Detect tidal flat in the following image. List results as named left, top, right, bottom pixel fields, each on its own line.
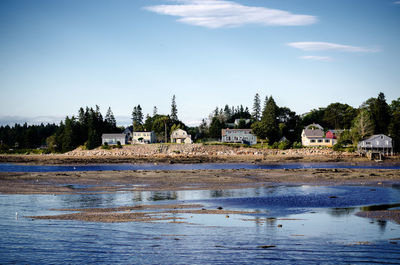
left=1, top=163, right=400, bottom=264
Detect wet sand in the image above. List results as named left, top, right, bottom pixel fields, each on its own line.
left=2, top=162, right=400, bottom=224
left=1, top=168, right=400, bottom=195
left=28, top=203, right=255, bottom=223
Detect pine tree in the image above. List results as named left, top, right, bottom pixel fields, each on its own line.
left=171, top=95, right=178, bottom=121
left=105, top=107, right=117, bottom=130
left=261, top=96, right=279, bottom=143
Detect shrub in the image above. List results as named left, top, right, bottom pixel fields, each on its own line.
left=292, top=141, right=302, bottom=149
left=115, top=141, right=122, bottom=149
left=101, top=142, right=110, bottom=150
left=278, top=141, right=290, bottom=150
left=271, top=142, right=279, bottom=149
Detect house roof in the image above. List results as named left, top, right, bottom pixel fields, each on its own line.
left=360, top=134, right=392, bottom=142
left=305, top=123, right=323, bottom=130
left=102, top=133, right=126, bottom=138
left=303, top=128, right=324, bottom=138
left=221, top=129, right=253, bottom=135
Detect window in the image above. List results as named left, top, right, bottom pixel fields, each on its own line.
left=325, top=140, right=330, bottom=143
left=366, top=142, right=371, bottom=145
left=311, top=140, right=316, bottom=143
left=318, top=139, right=323, bottom=143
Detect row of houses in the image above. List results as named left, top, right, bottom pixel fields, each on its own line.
left=102, top=128, right=192, bottom=145
left=102, top=123, right=394, bottom=155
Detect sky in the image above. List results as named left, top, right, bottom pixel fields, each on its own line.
left=0, top=0, right=399, bottom=127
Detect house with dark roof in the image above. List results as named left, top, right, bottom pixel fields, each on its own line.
left=301, top=124, right=337, bottom=147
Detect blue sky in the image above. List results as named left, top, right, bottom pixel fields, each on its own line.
left=0, top=0, right=399, bottom=126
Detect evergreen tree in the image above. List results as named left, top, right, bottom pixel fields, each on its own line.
left=171, top=95, right=178, bottom=121
left=132, top=105, right=144, bottom=131
left=252, top=93, right=261, bottom=121
left=105, top=107, right=117, bottom=131
left=363, top=92, right=391, bottom=134
left=351, top=109, right=374, bottom=143
left=261, top=96, right=279, bottom=143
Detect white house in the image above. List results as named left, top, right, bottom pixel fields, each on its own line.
left=221, top=129, right=257, bottom=145
left=132, top=131, right=156, bottom=144
left=102, top=133, right=128, bottom=145
left=171, top=129, right=192, bottom=144
left=358, top=134, right=393, bottom=155
left=301, top=123, right=337, bottom=147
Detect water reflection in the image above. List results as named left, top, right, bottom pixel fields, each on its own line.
left=1, top=185, right=400, bottom=264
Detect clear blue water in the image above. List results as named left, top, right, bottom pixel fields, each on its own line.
left=1, top=185, right=400, bottom=264
left=1, top=162, right=400, bottom=172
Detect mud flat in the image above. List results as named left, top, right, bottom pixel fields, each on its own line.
left=1, top=168, right=400, bottom=194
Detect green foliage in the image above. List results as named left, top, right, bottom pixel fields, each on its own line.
left=362, top=92, right=391, bottom=134
left=101, top=142, right=111, bottom=150
left=323, top=103, right=357, bottom=129
left=278, top=140, right=290, bottom=150
left=116, top=141, right=122, bottom=148
left=209, top=116, right=225, bottom=139
left=389, top=97, right=400, bottom=152
left=252, top=93, right=261, bottom=121
left=132, top=105, right=144, bottom=131
left=171, top=95, right=178, bottom=121
left=292, top=141, right=302, bottom=149
left=256, top=96, right=279, bottom=143
left=301, top=108, right=326, bottom=127
left=350, top=109, right=374, bottom=143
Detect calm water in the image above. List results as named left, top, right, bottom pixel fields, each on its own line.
left=1, top=185, right=400, bottom=264
left=1, top=162, right=400, bottom=172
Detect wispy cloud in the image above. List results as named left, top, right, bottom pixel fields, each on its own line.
left=287, top=42, right=379, bottom=53
left=144, top=0, right=317, bottom=28
left=394, top=1, right=400, bottom=4
left=299, top=55, right=332, bottom=61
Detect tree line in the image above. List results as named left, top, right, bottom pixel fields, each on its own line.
left=0, top=92, right=399, bottom=153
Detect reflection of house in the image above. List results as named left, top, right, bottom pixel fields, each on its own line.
left=171, top=129, right=192, bottom=144
left=358, top=134, right=393, bottom=155
left=102, top=133, right=128, bottom=145
left=221, top=129, right=257, bottom=145
left=132, top=131, right=156, bottom=144
left=301, top=124, right=337, bottom=147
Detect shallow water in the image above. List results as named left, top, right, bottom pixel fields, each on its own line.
left=1, top=162, right=400, bottom=172
left=1, top=185, right=400, bottom=264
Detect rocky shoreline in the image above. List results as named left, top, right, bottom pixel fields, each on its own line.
left=2, top=143, right=398, bottom=165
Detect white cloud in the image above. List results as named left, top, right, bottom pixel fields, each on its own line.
left=299, top=55, right=332, bottom=61
left=145, top=0, right=317, bottom=28
left=394, top=1, right=400, bottom=4
left=287, top=42, right=379, bottom=53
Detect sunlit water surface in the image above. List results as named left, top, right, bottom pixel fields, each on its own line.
left=1, top=185, right=400, bottom=264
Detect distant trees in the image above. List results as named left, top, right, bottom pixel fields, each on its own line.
left=45, top=106, right=121, bottom=152
left=2, top=92, right=399, bottom=152
left=0, top=123, right=58, bottom=150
